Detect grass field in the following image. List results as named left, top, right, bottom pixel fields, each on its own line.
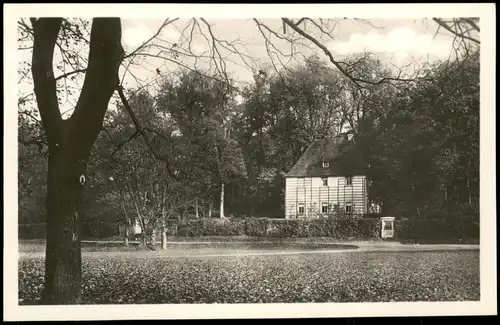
left=18, top=243, right=480, bottom=304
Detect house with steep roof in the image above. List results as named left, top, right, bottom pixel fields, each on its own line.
left=284, top=133, right=378, bottom=219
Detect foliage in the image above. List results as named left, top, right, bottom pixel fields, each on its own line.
left=176, top=217, right=382, bottom=239
left=156, top=69, right=247, bottom=217
left=17, top=25, right=480, bottom=226
left=19, top=251, right=480, bottom=304
left=233, top=56, right=358, bottom=217
left=349, top=50, right=480, bottom=217
left=394, top=218, right=479, bottom=242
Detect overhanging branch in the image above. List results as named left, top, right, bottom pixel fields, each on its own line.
left=116, top=86, right=177, bottom=177
left=432, top=18, right=480, bottom=45
left=281, top=18, right=425, bottom=87
left=55, top=68, right=87, bottom=81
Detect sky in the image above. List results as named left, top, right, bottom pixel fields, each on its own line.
left=15, top=12, right=477, bottom=117
left=119, top=18, right=457, bottom=89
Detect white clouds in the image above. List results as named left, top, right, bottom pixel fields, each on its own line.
left=191, top=43, right=206, bottom=55
left=122, top=24, right=154, bottom=48
left=161, top=28, right=180, bottom=42
left=328, top=27, right=453, bottom=62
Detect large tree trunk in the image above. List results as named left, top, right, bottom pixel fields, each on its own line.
left=31, top=18, right=123, bottom=304
left=42, top=147, right=84, bottom=304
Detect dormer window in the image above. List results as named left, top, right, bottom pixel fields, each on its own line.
left=322, top=161, right=329, bottom=168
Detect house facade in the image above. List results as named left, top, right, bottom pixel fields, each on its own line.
left=284, top=133, right=375, bottom=219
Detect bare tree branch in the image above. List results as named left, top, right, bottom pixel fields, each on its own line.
left=281, top=18, right=427, bottom=87
left=432, top=18, right=480, bottom=44
left=55, top=68, right=87, bottom=81
left=109, top=130, right=140, bottom=159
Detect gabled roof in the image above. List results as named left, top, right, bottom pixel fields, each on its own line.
left=284, top=136, right=364, bottom=178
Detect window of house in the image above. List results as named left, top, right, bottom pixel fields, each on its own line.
left=322, top=177, right=328, bottom=186
left=322, top=161, right=329, bottom=168
left=345, top=176, right=352, bottom=186
left=298, top=203, right=305, bottom=215
left=321, top=202, right=328, bottom=213
left=345, top=202, right=353, bottom=213
left=297, top=177, right=305, bottom=186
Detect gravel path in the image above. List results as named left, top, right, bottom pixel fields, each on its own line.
left=18, top=240, right=479, bottom=259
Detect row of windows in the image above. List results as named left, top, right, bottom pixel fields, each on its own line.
left=297, top=202, right=353, bottom=214
left=297, top=176, right=353, bottom=187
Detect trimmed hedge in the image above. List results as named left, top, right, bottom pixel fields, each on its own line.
left=177, top=218, right=382, bottom=240
left=394, top=219, right=479, bottom=242
left=18, top=217, right=480, bottom=242
left=174, top=217, right=479, bottom=242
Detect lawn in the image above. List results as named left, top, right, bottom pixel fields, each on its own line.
left=18, top=250, right=479, bottom=304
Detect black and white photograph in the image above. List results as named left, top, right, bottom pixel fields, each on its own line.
left=4, top=3, right=496, bottom=321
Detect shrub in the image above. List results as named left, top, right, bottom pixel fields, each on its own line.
left=244, top=218, right=269, bottom=237
left=177, top=218, right=247, bottom=237
left=175, top=217, right=382, bottom=240
left=394, top=219, right=479, bottom=242
left=18, top=217, right=479, bottom=243
left=362, top=212, right=384, bottom=219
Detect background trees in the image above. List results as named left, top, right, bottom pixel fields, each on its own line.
left=156, top=70, right=247, bottom=218
left=18, top=47, right=480, bottom=222
left=349, top=49, right=480, bottom=218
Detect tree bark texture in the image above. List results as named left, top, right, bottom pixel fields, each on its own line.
left=31, top=17, right=124, bottom=304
